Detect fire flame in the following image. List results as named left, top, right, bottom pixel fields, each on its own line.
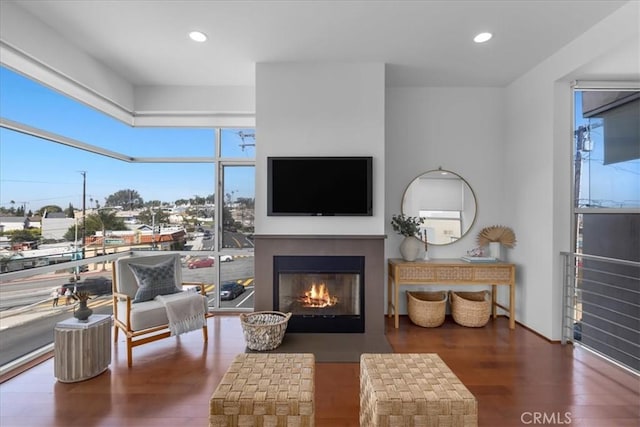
left=299, top=282, right=338, bottom=307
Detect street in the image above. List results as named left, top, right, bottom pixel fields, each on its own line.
left=0, top=302, right=113, bottom=367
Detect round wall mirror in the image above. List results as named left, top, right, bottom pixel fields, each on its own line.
left=401, top=168, right=477, bottom=245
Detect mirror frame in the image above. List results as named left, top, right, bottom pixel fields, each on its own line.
left=401, top=168, right=478, bottom=246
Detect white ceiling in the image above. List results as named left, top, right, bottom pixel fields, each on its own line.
left=9, top=0, right=630, bottom=88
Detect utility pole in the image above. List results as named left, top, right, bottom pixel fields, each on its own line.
left=96, top=208, right=107, bottom=271
left=80, top=171, right=86, bottom=260
left=152, top=209, right=156, bottom=250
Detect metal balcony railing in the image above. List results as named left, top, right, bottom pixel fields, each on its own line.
left=561, top=252, right=640, bottom=374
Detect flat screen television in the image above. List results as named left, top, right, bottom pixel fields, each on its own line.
left=268, top=156, right=373, bottom=216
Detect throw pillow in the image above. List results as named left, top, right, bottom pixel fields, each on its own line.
left=128, top=257, right=181, bottom=303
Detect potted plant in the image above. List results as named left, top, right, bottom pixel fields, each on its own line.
left=391, top=214, right=425, bottom=261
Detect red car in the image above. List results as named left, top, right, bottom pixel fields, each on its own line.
left=187, top=257, right=214, bottom=269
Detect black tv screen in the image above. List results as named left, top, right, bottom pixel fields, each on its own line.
left=268, top=156, right=373, bottom=216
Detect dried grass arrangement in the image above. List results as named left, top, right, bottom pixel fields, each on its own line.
left=71, top=290, right=92, bottom=302
left=477, top=225, right=517, bottom=248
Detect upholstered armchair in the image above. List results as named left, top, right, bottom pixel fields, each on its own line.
left=112, top=253, right=212, bottom=367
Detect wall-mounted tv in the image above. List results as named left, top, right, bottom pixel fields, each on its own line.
left=268, top=156, right=373, bottom=216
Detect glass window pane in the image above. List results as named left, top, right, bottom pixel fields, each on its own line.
left=1, top=128, right=215, bottom=221
left=219, top=165, right=254, bottom=310
left=219, top=255, right=254, bottom=309
left=574, top=90, right=640, bottom=208
left=221, top=128, right=255, bottom=158
left=0, top=267, right=114, bottom=367
left=221, top=165, right=255, bottom=248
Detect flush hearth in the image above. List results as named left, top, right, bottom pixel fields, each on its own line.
left=274, top=255, right=365, bottom=333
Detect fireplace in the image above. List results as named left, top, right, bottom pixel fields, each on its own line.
left=274, top=255, right=365, bottom=333
left=255, top=235, right=385, bottom=336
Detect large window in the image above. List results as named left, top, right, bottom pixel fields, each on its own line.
left=571, top=83, right=639, bottom=371
left=0, top=66, right=255, bottom=368
left=573, top=85, right=639, bottom=258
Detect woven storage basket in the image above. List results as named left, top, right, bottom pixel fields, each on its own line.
left=450, top=290, right=491, bottom=327
left=406, top=291, right=447, bottom=327
left=240, top=311, right=291, bottom=351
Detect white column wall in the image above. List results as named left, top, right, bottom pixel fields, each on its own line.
left=255, top=62, right=386, bottom=236
left=504, top=1, right=639, bottom=339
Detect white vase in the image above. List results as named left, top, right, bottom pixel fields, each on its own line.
left=400, top=236, right=422, bottom=262
left=489, top=242, right=502, bottom=260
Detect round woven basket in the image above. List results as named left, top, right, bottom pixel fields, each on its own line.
left=406, top=291, right=447, bottom=327
left=449, top=290, right=491, bottom=327
left=240, top=311, right=292, bottom=351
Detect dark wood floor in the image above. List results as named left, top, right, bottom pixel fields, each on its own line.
left=1, top=315, right=638, bottom=426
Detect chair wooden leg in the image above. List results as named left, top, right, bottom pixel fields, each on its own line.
left=113, top=325, right=119, bottom=342
left=202, top=325, right=208, bottom=342
left=127, top=337, right=133, bottom=368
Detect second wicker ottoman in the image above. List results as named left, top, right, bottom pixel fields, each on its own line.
left=360, top=353, right=477, bottom=427
left=210, top=353, right=315, bottom=427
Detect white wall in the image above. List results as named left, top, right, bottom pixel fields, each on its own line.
left=41, top=218, right=76, bottom=240
left=385, top=87, right=507, bottom=314
left=504, top=1, right=640, bottom=339
left=386, top=87, right=507, bottom=256
left=255, top=62, right=386, bottom=236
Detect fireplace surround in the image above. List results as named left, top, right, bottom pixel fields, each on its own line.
left=254, top=235, right=385, bottom=336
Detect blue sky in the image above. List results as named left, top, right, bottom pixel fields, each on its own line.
left=0, top=67, right=255, bottom=212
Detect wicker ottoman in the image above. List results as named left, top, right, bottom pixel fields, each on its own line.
left=210, top=353, right=315, bottom=427
left=360, top=353, right=477, bottom=427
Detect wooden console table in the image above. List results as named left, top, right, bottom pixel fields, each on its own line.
left=387, top=258, right=516, bottom=329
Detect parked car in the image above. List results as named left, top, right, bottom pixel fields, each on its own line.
left=188, top=257, right=214, bottom=269
left=68, top=265, right=89, bottom=273
left=220, top=281, right=245, bottom=301
left=220, top=255, right=233, bottom=262
left=62, top=277, right=113, bottom=296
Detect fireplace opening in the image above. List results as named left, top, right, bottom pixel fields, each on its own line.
left=274, top=255, right=365, bottom=333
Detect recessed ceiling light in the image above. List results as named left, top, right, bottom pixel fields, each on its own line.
left=189, top=31, right=208, bottom=42
left=473, top=32, right=492, bottom=43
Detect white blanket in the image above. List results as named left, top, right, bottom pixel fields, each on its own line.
left=155, top=292, right=207, bottom=336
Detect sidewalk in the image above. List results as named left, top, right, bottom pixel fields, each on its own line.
left=0, top=299, right=75, bottom=330
left=0, top=294, right=113, bottom=330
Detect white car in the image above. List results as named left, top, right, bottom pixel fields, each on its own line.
left=220, top=255, right=234, bottom=262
